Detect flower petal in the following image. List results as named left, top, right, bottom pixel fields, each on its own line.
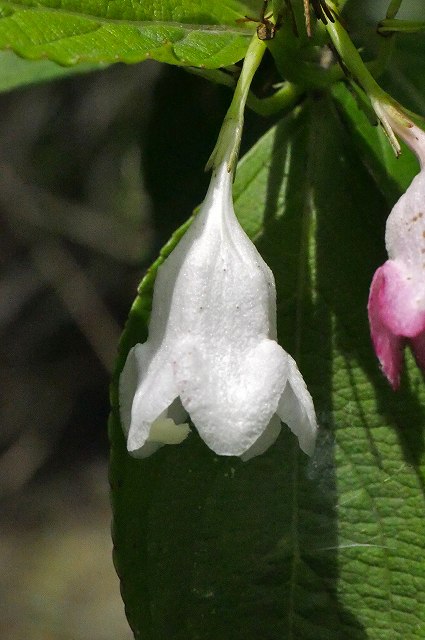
left=368, top=264, right=404, bottom=389
left=386, top=170, right=425, bottom=270
left=276, top=354, right=318, bottom=456
left=174, top=337, right=288, bottom=457
left=370, top=260, right=425, bottom=337
left=367, top=113, right=425, bottom=385
left=240, top=414, right=282, bottom=462
left=120, top=344, right=182, bottom=454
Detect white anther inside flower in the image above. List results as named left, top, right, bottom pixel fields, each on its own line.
left=119, top=162, right=318, bottom=460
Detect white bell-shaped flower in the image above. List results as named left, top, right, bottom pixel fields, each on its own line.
left=119, top=162, right=318, bottom=460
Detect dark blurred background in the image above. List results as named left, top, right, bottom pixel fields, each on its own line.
left=0, top=56, right=231, bottom=639
left=0, top=1, right=422, bottom=637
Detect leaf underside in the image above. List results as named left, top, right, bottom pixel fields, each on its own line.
left=110, top=86, right=425, bottom=639
left=0, top=0, right=256, bottom=68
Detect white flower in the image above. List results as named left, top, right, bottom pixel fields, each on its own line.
left=119, top=162, right=318, bottom=460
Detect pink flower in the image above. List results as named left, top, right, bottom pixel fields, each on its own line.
left=368, top=114, right=425, bottom=389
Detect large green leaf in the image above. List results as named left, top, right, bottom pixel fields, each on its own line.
left=110, top=98, right=425, bottom=638
left=0, top=0, right=256, bottom=68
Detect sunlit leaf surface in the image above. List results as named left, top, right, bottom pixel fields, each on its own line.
left=0, top=0, right=256, bottom=68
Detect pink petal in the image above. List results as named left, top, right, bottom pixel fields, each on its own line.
left=377, top=261, right=425, bottom=337
left=368, top=264, right=404, bottom=389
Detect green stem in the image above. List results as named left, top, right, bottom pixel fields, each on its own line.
left=325, top=6, right=386, bottom=100
left=386, top=0, right=403, bottom=19
left=187, top=67, right=302, bottom=117
left=206, top=35, right=266, bottom=172
left=247, top=81, right=303, bottom=116
left=325, top=2, right=394, bottom=86
left=325, top=2, right=404, bottom=154
left=378, top=19, right=425, bottom=34
left=224, top=35, right=266, bottom=138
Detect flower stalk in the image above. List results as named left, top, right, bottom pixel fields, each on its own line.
left=206, top=35, right=266, bottom=173
left=324, top=2, right=406, bottom=155
left=386, top=0, right=404, bottom=19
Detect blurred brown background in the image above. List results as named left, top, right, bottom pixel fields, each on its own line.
left=0, top=57, right=229, bottom=639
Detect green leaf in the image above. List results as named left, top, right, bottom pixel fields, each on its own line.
left=110, top=98, right=425, bottom=638
left=384, top=33, right=425, bottom=115
left=0, top=0, right=256, bottom=69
